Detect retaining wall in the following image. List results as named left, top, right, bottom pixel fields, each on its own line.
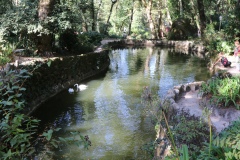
left=154, top=81, right=204, bottom=159
left=3, top=51, right=110, bottom=115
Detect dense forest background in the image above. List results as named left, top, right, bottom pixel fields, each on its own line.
left=0, top=0, right=240, bottom=61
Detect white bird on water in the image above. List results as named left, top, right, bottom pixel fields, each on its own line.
left=74, top=84, right=87, bottom=91
left=68, top=88, right=74, bottom=93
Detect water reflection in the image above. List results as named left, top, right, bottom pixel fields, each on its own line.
left=33, top=47, right=210, bottom=159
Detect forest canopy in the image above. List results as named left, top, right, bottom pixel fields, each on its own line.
left=0, top=0, right=239, bottom=57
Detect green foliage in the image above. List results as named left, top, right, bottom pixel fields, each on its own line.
left=59, top=29, right=80, bottom=52
left=197, top=118, right=240, bottom=160
left=180, top=145, right=189, bottom=160
left=0, top=43, right=15, bottom=67
left=0, top=68, right=90, bottom=159
left=169, top=110, right=209, bottom=157
left=203, top=24, right=230, bottom=52
left=0, top=1, right=39, bottom=50
left=216, top=41, right=232, bottom=55
left=168, top=18, right=197, bottom=40
left=0, top=69, right=38, bottom=159
left=58, top=30, right=104, bottom=53
left=81, top=31, right=104, bottom=45
left=200, top=76, right=240, bottom=109
left=213, top=118, right=240, bottom=160
left=141, top=141, right=155, bottom=158
left=141, top=87, right=208, bottom=159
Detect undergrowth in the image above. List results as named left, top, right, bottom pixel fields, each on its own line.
left=0, top=66, right=90, bottom=159
left=200, top=75, right=240, bottom=110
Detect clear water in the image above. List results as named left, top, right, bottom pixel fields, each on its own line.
left=33, top=47, right=211, bottom=160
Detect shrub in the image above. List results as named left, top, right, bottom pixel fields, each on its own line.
left=168, top=109, right=209, bottom=158
left=200, top=76, right=240, bottom=109
left=197, top=118, right=240, bottom=160
left=0, top=67, right=90, bottom=159
left=81, top=31, right=104, bottom=45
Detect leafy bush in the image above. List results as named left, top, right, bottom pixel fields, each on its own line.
left=197, top=118, right=240, bottom=160
left=59, top=29, right=79, bottom=52
left=0, top=43, right=14, bottom=67
left=0, top=67, right=90, bottom=159
left=213, top=118, right=240, bottom=159
left=81, top=31, right=104, bottom=45
left=141, top=87, right=209, bottom=159
left=216, top=41, right=232, bottom=55
left=200, top=76, right=240, bottom=109
left=58, top=30, right=103, bottom=54
left=169, top=109, right=209, bottom=158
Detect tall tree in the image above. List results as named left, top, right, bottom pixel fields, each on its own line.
left=189, top=0, right=200, bottom=35
left=157, top=0, right=165, bottom=39
left=197, top=0, right=206, bottom=37
left=90, top=0, right=96, bottom=31
left=96, top=0, right=102, bottom=32
left=38, top=0, right=55, bottom=54
left=128, top=0, right=135, bottom=35
left=141, top=0, right=157, bottom=39
left=105, top=0, right=118, bottom=34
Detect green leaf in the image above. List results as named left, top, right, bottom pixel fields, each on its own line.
left=55, top=128, right=61, bottom=131
left=11, top=85, right=19, bottom=90
left=10, top=137, right=17, bottom=147
left=50, top=141, right=59, bottom=148
left=43, top=129, right=53, bottom=141
left=1, top=101, right=13, bottom=106
left=47, top=60, right=52, bottom=67
left=19, top=88, right=26, bottom=91
left=180, top=144, right=189, bottom=160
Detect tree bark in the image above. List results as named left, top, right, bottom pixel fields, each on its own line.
left=105, top=0, right=117, bottom=34
left=38, top=0, right=55, bottom=54
left=190, top=0, right=200, bottom=37
left=179, top=0, right=183, bottom=17
left=142, top=0, right=157, bottom=39
left=96, top=0, right=102, bottom=33
left=128, top=0, right=135, bottom=35
left=197, top=0, right=206, bottom=37
left=157, top=0, right=164, bottom=39
left=91, top=0, right=96, bottom=31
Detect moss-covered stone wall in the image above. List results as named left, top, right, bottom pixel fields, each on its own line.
left=19, top=51, right=110, bottom=114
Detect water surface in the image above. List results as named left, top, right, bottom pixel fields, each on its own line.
left=33, top=47, right=211, bottom=159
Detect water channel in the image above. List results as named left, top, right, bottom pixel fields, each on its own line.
left=33, top=47, right=211, bottom=160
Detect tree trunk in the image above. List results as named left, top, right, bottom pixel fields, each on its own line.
left=190, top=0, right=200, bottom=37
left=96, top=0, right=102, bottom=33
left=105, top=0, right=117, bottom=34
left=91, top=0, right=96, bottom=31
left=128, top=0, right=135, bottom=35
left=179, top=0, right=183, bottom=17
left=142, top=0, right=157, bottom=39
left=38, top=0, right=55, bottom=54
left=197, top=0, right=206, bottom=37
left=157, top=0, right=164, bottom=39
left=80, top=9, right=88, bottom=32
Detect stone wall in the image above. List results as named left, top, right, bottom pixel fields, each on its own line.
left=165, top=81, right=204, bottom=107
left=154, top=81, right=204, bottom=159
left=107, top=39, right=206, bottom=57
left=4, top=51, right=110, bottom=115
